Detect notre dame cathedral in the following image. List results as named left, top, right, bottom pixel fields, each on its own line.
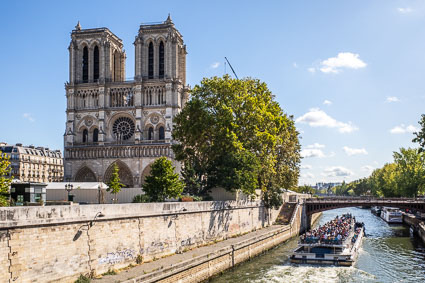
left=63, top=15, right=189, bottom=187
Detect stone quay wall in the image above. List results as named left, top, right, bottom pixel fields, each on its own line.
left=129, top=204, right=321, bottom=283
left=402, top=213, right=425, bottom=244
left=418, top=222, right=425, bottom=244
left=0, top=201, right=287, bottom=283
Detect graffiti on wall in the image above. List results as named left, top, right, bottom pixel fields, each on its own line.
left=98, top=248, right=136, bottom=265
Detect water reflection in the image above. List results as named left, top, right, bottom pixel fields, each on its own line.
left=208, top=207, right=425, bottom=283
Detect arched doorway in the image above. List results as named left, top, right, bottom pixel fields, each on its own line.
left=74, top=166, right=97, bottom=182
left=140, top=163, right=153, bottom=185
left=104, top=160, right=134, bottom=187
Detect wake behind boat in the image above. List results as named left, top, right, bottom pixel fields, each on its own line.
left=291, top=214, right=365, bottom=266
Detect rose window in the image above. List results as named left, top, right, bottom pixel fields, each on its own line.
left=112, top=117, right=135, bottom=140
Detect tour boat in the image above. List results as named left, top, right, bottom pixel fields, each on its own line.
left=380, top=207, right=403, bottom=223
left=291, top=214, right=365, bottom=266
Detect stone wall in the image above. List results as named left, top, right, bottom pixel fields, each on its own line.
left=0, top=201, right=280, bottom=282
left=418, top=222, right=425, bottom=244
left=125, top=205, right=321, bottom=283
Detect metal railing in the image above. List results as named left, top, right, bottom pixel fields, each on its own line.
left=70, top=140, right=170, bottom=147
left=306, top=197, right=425, bottom=202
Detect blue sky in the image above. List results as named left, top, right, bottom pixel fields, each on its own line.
left=1, top=0, right=424, bottom=185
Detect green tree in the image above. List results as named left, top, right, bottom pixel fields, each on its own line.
left=143, top=157, right=184, bottom=202
left=172, top=75, right=301, bottom=205
left=413, top=114, right=425, bottom=152
left=295, top=185, right=315, bottom=194
left=0, top=151, right=12, bottom=206
left=107, top=164, right=124, bottom=203
left=350, top=178, right=369, bottom=196
left=393, top=147, right=425, bottom=197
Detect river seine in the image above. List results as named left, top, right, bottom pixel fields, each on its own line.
left=209, top=207, right=425, bottom=283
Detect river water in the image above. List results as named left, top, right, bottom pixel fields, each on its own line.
left=209, top=207, right=425, bottom=283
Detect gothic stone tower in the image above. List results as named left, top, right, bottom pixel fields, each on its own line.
left=64, top=16, right=189, bottom=187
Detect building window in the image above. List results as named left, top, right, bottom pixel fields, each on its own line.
left=112, top=117, right=135, bottom=140
left=82, top=46, right=88, bottom=83
left=83, top=129, right=88, bottom=143
left=148, top=127, right=154, bottom=140
left=148, top=42, right=154, bottom=79
left=113, top=51, right=120, bottom=82
left=93, top=128, right=99, bottom=142
left=93, top=45, right=99, bottom=81
left=159, top=41, right=164, bottom=78
left=159, top=126, right=165, bottom=140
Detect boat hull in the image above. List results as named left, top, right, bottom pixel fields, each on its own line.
left=290, top=257, right=354, bottom=266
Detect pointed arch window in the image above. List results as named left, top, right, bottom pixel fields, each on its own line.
left=159, top=126, right=165, bottom=140
left=148, top=42, right=154, bottom=79
left=93, top=46, right=99, bottom=81
left=148, top=127, right=154, bottom=140
left=83, top=129, right=88, bottom=143
left=93, top=128, right=99, bottom=142
left=113, top=51, right=120, bottom=82
left=159, top=41, right=164, bottom=78
left=82, top=46, right=88, bottom=83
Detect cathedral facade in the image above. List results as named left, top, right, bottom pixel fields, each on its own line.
left=63, top=16, right=189, bottom=187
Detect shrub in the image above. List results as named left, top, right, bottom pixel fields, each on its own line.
left=132, top=194, right=151, bottom=203
left=75, top=274, right=91, bottom=283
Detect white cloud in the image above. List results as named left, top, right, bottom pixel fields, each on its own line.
left=308, top=67, right=316, bottom=73
left=301, top=172, right=315, bottom=179
left=389, top=124, right=419, bottom=134
left=23, top=113, right=35, bottom=122
left=323, top=166, right=354, bottom=177
left=386, top=96, right=400, bottom=103
left=293, top=62, right=298, bottom=68
left=306, top=143, right=325, bottom=149
left=320, top=52, right=367, bottom=74
left=343, top=146, right=368, bottom=156
left=301, top=164, right=312, bottom=169
left=398, top=7, right=412, bottom=14
left=323, top=100, right=332, bottom=105
left=301, top=149, right=326, bottom=158
left=302, top=143, right=327, bottom=158
left=210, top=62, right=220, bottom=69
left=296, top=108, right=358, bottom=133
left=362, top=165, right=375, bottom=173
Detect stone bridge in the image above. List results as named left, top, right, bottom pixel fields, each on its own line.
left=305, top=197, right=425, bottom=215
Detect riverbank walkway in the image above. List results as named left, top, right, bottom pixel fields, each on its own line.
left=94, top=224, right=288, bottom=283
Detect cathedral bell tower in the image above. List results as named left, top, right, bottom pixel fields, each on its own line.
left=64, top=16, right=189, bottom=190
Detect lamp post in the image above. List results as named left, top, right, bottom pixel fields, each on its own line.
left=65, top=183, right=74, bottom=202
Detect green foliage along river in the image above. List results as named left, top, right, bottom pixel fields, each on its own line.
left=208, top=207, right=425, bottom=283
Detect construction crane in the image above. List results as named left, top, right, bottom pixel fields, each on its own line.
left=224, top=57, right=239, bottom=79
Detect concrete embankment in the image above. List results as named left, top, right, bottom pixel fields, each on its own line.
left=96, top=208, right=321, bottom=283
left=403, top=213, right=425, bottom=244
left=0, top=195, right=312, bottom=283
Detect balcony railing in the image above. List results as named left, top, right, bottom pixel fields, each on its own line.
left=68, top=139, right=170, bottom=147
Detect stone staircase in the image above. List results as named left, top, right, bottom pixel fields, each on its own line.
left=275, top=202, right=297, bottom=225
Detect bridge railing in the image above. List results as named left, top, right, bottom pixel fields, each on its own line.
left=306, top=197, right=425, bottom=203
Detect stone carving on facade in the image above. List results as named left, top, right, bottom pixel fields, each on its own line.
left=150, top=115, right=160, bottom=124
left=84, top=118, right=93, bottom=127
